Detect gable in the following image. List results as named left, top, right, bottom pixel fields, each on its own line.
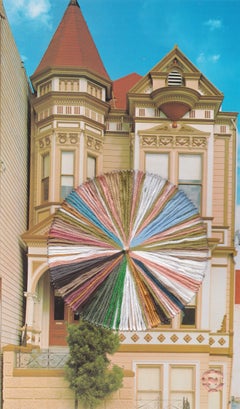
left=21, top=215, right=54, bottom=245
left=129, top=45, right=223, bottom=98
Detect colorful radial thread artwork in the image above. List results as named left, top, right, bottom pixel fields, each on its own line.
left=48, top=170, right=209, bottom=331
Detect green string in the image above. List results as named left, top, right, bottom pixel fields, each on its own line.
left=103, top=256, right=127, bottom=328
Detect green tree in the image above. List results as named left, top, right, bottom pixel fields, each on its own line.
left=65, top=320, right=124, bottom=409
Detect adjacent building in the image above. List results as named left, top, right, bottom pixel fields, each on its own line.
left=0, top=0, right=30, bottom=406
left=2, top=0, right=238, bottom=408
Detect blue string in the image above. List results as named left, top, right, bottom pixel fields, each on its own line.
left=131, top=190, right=198, bottom=247
left=66, top=191, right=122, bottom=247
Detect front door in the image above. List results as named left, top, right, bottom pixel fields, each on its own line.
left=49, top=287, right=79, bottom=346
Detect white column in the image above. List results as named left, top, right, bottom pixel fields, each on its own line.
left=79, top=127, right=85, bottom=184
left=133, top=127, right=139, bottom=170
left=23, top=291, right=40, bottom=345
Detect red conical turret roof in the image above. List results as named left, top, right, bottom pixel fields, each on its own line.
left=32, top=0, right=109, bottom=80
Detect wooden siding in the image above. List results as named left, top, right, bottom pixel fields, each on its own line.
left=212, top=134, right=235, bottom=243
left=103, top=135, right=131, bottom=172
left=212, top=137, right=226, bottom=225
left=0, top=11, right=29, bottom=346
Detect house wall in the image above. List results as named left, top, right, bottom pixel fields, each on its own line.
left=103, top=134, right=131, bottom=172
left=0, top=5, right=29, bottom=347
left=2, top=349, right=135, bottom=409
left=0, top=5, right=29, bottom=409
left=3, top=347, right=233, bottom=409
left=213, top=132, right=236, bottom=236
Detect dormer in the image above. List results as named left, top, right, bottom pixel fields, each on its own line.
left=128, top=45, right=223, bottom=120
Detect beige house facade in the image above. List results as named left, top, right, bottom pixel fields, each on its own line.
left=2, top=1, right=238, bottom=408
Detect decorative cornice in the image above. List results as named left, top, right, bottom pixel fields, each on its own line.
left=119, top=344, right=210, bottom=353
left=140, top=134, right=208, bottom=149
left=118, top=330, right=231, bottom=354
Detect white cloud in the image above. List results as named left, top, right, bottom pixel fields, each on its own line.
left=197, top=52, right=220, bottom=65
left=4, top=0, right=51, bottom=26
left=204, top=19, right=222, bottom=31
left=27, top=0, right=50, bottom=19
left=210, top=54, right=220, bottom=63
left=197, top=52, right=205, bottom=64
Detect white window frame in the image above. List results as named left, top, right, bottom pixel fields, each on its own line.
left=60, top=150, right=75, bottom=200
left=134, top=361, right=200, bottom=409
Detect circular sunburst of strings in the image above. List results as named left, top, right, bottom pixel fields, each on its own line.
left=48, top=170, right=208, bottom=331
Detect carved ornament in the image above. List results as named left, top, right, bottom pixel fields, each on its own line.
left=87, top=135, right=103, bottom=152
left=57, top=132, right=79, bottom=144
left=39, top=136, right=51, bottom=149
left=140, top=134, right=207, bottom=149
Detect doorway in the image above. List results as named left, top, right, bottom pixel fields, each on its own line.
left=49, top=287, right=79, bottom=346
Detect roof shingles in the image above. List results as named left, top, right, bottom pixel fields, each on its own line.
left=32, top=1, right=109, bottom=79
left=112, top=73, right=142, bottom=110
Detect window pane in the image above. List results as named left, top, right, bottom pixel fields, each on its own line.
left=61, top=175, right=74, bottom=199
left=179, top=154, right=201, bottom=182
left=54, top=295, right=64, bottom=320
left=138, top=367, right=161, bottom=390
left=61, top=151, right=74, bottom=174
left=42, top=177, right=49, bottom=202
left=87, top=156, right=96, bottom=179
left=171, top=367, right=193, bottom=389
left=74, top=312, right=80, bottom=321
left=179, top=184, right=201, bottom=210
left=137, top=392, right=161, bottom=409
left=42, top=154, right=50, bottom=178
left=170, top=393, right=193, bottom=409
left=137, top=366, right=162, bottom=409
left=181, top=307, right=196, bottom=326
left=145, top=153, right=169, bottom=179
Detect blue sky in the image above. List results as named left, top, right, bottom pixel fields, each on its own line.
left=3, top=0, right=240, bottom=216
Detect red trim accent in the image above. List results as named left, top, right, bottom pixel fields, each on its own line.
left=235, top=270, right=240, bottom=304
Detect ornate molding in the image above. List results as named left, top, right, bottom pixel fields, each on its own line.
left=86, top=135, right=103, bottom=152
left=58, top=133, right=67, bottom=144
left=57, top=132, right=79, bottom=144
left=151, top=86, right=200, bottom=118
left=38, top=136, right=51, bottom=149
left=119, top=330, right=229, bottom=350
left=140, top=134, right=207, bottom=149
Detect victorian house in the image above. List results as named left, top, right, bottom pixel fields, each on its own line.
left=2, top=0, right=238, bottom=408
